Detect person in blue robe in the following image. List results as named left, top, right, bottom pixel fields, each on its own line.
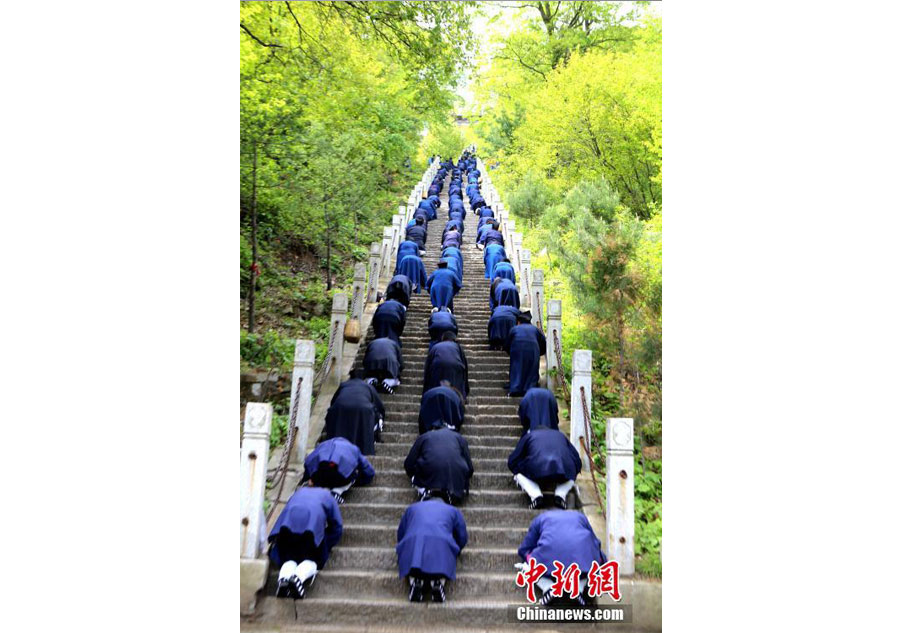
left=483, top=243, right=506, bottom=279
left=442, top=230, right=462, bottom=250
left=396, top=240, right=420, bottom=269
left=488, top=304, right=520, bottom=350
left=470, top=194, right=486, bottom=211
left=372, top=298, right=406, bottom=344
left=302, top=436, right=375, bottom=504
left=493, top=259, right=516, bottom=284
left=325, top=370, right=386, bottom=455
left=504, top=312, right=547, bottom=396
left=404, top=424, right=473, bottom=505
left=396, top=254, right=427, bottom=293
left=508, top=425, right=581, bottom=509
left=444, top=219, right=464, bottom=238
left=427, top=194, right=441, bottom=212
left=476, top=221, right=493, bottom=242
left=477, top=206, right=493, bottom=219
left=422, top=332, right=469, bottom=398
left=405, top=217, right=427, bottom=251
left=491, top=278, right=520, bottom=311
left=426, top=260, right=462, bottom=311
left=385, top=274, right=412, bottom=307
left=480, top=227, right=504, bottom=249
left=443, top=256, right=463, bottom=284
left=363, top=337, right=403, bottom=394
left=396, top=498, right=468, bottom=602
left=428, top=308, right=458, bottom=348
left=517, top=511, right=606, bottom=606
left=268, top=485, right=343, bottom=599
left=518, top=388, right=560, bottom=433
left=418, top=383, right=465, bottom=433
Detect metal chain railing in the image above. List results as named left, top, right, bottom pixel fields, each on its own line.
left=312, top=320, right=339, bottom=395
left=265, top=374, right=303, bottom=520
left=534, top=291, right=544, bottom=332
left=552, top=328, right=570, bottom=400
left=368, top=261, right=379, bottom=298
left=350, top=286, right=362, bottom=321
left=579, top=385, right=606, bottom=519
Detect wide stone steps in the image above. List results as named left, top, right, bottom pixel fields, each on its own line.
left=380, top=431, right=519, bottom=446
left=377, top=443, right=511, bottom=459
left=338, top=523, right=525, bottom=548
left=328, top=546, right=520, bottom=572
left=273, top=570, right=519, bottom=600
left=338, top=503, right=538, bottom=525
left=340, top=486, right=526, bottom=506
left=362, top=469, right=521, bottom=490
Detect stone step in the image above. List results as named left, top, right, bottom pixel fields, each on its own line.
left=380, top=431, right=519, bottom=446
left=367, top=469, right=520, bottom=490
left=337, top=503, right=537, bottom=525
left=343, top=487, right=527, bottom=507
left=378, top=443, right=511, bottom=460
left=325, top=546, right=519, bottom=573
left=381, top=420, right=521, bottom=435
left=339, top=522, right=525, bottom=548
left=371, top=454, right=510, bottom=472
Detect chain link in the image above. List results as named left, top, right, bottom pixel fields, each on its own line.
left=535, top=291, right=543, bottom=332
left=552, top=328, right=570, bottom=399
left=369, top=261, right=379, bottom=296
left=578, top=385, right=606, bottom=519
left=313, top=320, right=340, bottom=394
left=265, top=374, right=304, bottom=520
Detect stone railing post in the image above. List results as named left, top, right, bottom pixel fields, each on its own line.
left=606, top=417, right=636, bottom=576
left=380, top=227, right=393, bottom=279
left=351, top=263, right=366, bottom=322
left=406, top=203, right=414, bottom=224
left=326, top=293, right=348, bottom=387
left=520, top=249, right=532, bottom=309
left=505, top=219, right=516, bottom=266
left=288, top=340, right=315, bottom=463
left=570, top=350, right=592, bottom=470
left=530, top=269, right=544, bottom=329
left=546, top=299, right=562, bottom=391
left=367, top=242, right=381, bottom=302
left=391, top=214, right=402, bottom=262
left=240, top=402, right=273, bottom=559
left=513, top=232, right=524, bottom=274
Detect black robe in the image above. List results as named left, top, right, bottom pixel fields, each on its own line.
left=364, top=337, right=403, bottom=381
left=504, top=324, right=546, bottom=396
left=325, top=378, right=385, bottom=455
left=507, top=427, right=581, bottom=483
left=372, top=299, right=406, bottom=344
left=385, top=274, right=412, bottom=307
left=423, top=340, right=469, bottom=398
left=405, top=224, right=427, bottom=250
left=418, top=385, right=465, bottom=433
left=518, top=388, right=560, bottom=433
left=404, top=427, right=474, bottom=503
left=428, top=309, right=459, bottom=347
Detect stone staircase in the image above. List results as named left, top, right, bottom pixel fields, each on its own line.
left=246, top=175, right=576, bottom=631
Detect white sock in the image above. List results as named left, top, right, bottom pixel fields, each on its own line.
left=332, top=479, right=354, bottom=495
left=554, top=480, right=575, bottom=499
left=514, top=473, right=542, bottom=501
left=296, top=560, right=318, bottom=583
left=279, top=560, right=299, bottom=581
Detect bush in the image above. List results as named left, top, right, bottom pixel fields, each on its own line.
left=240, top=329, right=294, bottom=372
left=508, top=174, right=557, bottom=225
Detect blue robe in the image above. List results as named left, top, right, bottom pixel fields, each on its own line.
left=518, top=511, right=606, bottom=573
left=480, top=229, right=504, bottom=248
left=397, top=255, right=427, bottom=293
left=442, top=233, right=462, bottom=250
left=304, top=437, right=375, bottom=484
left=444, top=220, right=464, bottom=237
left=444, top=257, right=463, bottom=284
left=363, top=337, right=403, bottom=382
left=478, top=206, right=494, bottom=219
left=492, top=279, right=520, bottom=310
left=484, top=244, right=507, bottom=279
left=507, top=427, right=581, bottom=482
left=418, top=385, right=465, bottom=433
left=405, top=224, right=427, bottom=250
left=493, top=261, right=516, bottom=284
left=385, top=274, right=412, bottom=307
left=269, top=487, right=343, bottom=566
left=488, top=305, right=520, bottom=348
left=404, top=428, right=473, bottom=502
left=396, top=241, right=419, bottom=268
left=426, top=268, right=461, bottom=310
left=325, top=378, right=385, bottom=455
left=423, top=340, right=469, bottom=398
left=504, top=324, right=546, bottom=396
left=441, top=247, right=463, bottom=272
left=372, top=299, right=406, bottom=344
left=470, top=194, right=485, bottom=210
left=518, top=388, right=560, bottom=433
left=396, top=499, right=468, bottom=580
left=428, top=309, right=459, bottom=347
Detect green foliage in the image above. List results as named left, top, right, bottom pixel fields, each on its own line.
left=269, top=413, right=290, bottom=450
left=507, top=174, right=557, bottom=226
left=240, top=329, right=295, bottom=373
left=421, top=119, right=468, bottom=162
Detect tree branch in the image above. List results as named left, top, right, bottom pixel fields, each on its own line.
left=240, top=23, right=283, bottom=48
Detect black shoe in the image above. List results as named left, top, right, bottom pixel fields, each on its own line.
left=332, top=492, right=345, bottom=505
left=409, top=578, right=425, bottom=602
left=552, top=495, right=567, bottom=510
left=539, top=589, right=556, bottom=606
left=431, top=580, right=446, bottom=603
left=291, top=575, right=306, bottom=600
left=529, top=497, right=544, bottom=510
left=576, top=592, right=587, bottom=606
left=275, top=577, right=294, bottom=599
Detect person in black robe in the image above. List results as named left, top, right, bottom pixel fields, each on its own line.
left=405, top=216, right=427, bottom=251
left=404, top=424, right=474, bottom=505
left=507, top=425, right=582, bottom=509
left=268, top=485, right=343, bottom=599
left=491, top=277, right=520, bottom=311
left=428, top=307, right=458, bottom=349
left=422, top=332, right=469, bottom=399
left=385, top=274, right=412, bottom=307
left=488, top=304, right=520, bottom=350
left=302, top=436, right=376, bottom=504
left=518, top=387, right=560, bottom=433
left=504, top=312, right=547, bottom=396
left=372, top=298, right=406, bottom=345
left=363, top=337, right=404, bottom=394
left=325, top=370, right=386, bottom=455
left=418, top=382, right=465, bottom=433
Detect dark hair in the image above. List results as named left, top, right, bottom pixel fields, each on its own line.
left=416, top=216, right=424, bottom=225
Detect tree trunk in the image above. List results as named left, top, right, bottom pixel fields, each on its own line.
left=248, top=141, right=258, bottom=333
left=325, top=231, right=332, bottom=290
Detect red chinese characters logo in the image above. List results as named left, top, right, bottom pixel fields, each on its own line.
left=517, top=559, right=621, bottom=603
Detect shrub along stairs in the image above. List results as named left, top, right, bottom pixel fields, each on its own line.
left=248, top=175, right=573, bottom=630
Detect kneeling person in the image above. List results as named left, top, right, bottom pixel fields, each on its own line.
left=404, top=423, right=473, bottom=505
left=508, top=424, right=581, bottom=509
left=303, top=436, right=375, bottom=505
